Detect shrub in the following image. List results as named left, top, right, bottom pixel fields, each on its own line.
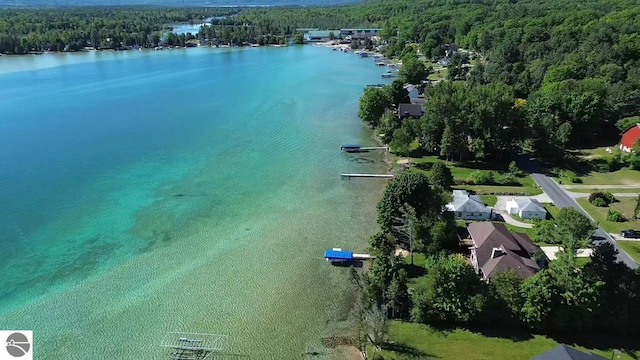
left=589, top=191, right=616, bottom=206
left=508, top=161, right=524, bottom=177
left=608, top=154, right=624, bottom=172
left=470, top=170, right=497, bottom=185
left=595, top=162, right=611, bottom=173
left=607, top=209, right=626, bottom=222
left=497, top=173, right=519, bottom=185
left=559, top=170, right=582, bottom=183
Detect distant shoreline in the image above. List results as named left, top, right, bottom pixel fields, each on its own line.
left=0, top=43, right=289, bottom=57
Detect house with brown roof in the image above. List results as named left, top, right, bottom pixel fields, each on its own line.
left=467, top=222, right=541, bottom=280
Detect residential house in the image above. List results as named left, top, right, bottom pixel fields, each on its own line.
left=443, top=43, right=459, bottom=57
left=437, top=57, right=451, bottom=66
left=303, top=30, right=341, bottom=42
left=505, top=198, right=547, bottom=220
left=397, top=103, right=423, bottom=119
left=467, top=222, right=540, bottom=280
left=532, top=344, right=607, bottom=360
left=446, top=190, right=492, bottom=220
left=404, top=84, right=419, bottom=101
left=339, top=28, right=382, bottom=40
left=620, top=123, right=640, bottom=152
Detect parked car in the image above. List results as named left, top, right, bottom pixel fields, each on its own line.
left=620, top=229, right=640, bottom=238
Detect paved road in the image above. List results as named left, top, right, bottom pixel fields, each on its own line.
left=531, top=173, right=639, bottom=269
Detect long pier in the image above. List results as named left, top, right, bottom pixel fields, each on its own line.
left=359, top=146, right=389, bottom=151
left=341, top=173, right=395, bottom=179
left=340, top=144, right=389, bottom=152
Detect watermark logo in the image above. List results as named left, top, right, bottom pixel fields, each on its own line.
left=0, top=331, right=32, bottom=360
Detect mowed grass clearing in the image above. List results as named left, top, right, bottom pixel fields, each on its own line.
left=576, top=198, right=640, bottom=233
left=371, top=321, right=638, bottom=360
left=617, top=240, right=640, bottom=262
left=578, top=169, right=640, bottom=186
left=480, top=195, right=497, bottom=206
left=543, top=203, right=560, bottom=220
left=566, top=187, right=640, bottom=193
left=406, top=155, right=541, bottom=195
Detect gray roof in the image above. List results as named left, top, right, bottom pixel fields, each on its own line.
left=532, top=345, right=607, bottom=360
left=398, top=103, right=423, bottom=118
left=468, top=222, right=540, bottom=279
left=447, top=191, right=490, bottom=213
left=511, top=198, right=547, bottom=213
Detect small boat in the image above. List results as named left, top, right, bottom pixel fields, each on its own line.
left=381, top=71, right=396, bottom=78
left=359, top=52, right=368, bottom=58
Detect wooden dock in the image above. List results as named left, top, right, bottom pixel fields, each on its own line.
left=359, top=146, right=389, bottom=151
left=341, top=173, right=395, bottom=179
left=340, top=145, right=389, bottom=152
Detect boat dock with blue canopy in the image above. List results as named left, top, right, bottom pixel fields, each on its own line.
left=324, top=248, right=372, bottom=265
left=324, top=249, right=353, bottom=263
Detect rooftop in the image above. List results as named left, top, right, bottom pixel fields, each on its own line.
left=468, top=222, right=540, bottom=279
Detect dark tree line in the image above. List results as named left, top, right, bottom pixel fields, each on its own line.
left=0, top=7, right=238, bottom=53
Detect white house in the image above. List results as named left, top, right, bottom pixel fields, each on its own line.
left=446, top=190, right=492, bottom=220
left=505, top=198, right=547, bottom=220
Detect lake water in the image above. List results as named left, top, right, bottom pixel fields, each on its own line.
left=0, top=46, right=389, bottom=359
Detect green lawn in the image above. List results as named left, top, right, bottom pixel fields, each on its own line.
left=427, top=66, right=448, bottom=81
left=370, top=321, right=638, bottom=360
left=576, top=257, right=591, bottom=267
left=617, top=240, right=640, bottom=262
left=578, top=169, right=640, bottom=186
left=456, top=185, right=542, bottom=196
left=501, top=222, right=537, bottom=238
left=543, top=204, right=560, bottom=220
left=408, top=156, right=476, bottom=180
left=404, top=155, right=541, bottom=196
left=566, top=187, right=640, bottom=193
left=576, top=198, right=640, bottom=233
left=404, top=252, right=427, bottom=267
left=569, top=145, right=621, bottom=159
left=480, top=195, right=498, bottom=206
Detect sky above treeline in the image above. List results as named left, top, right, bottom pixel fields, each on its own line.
left=0, top=0, right=360, bottom=6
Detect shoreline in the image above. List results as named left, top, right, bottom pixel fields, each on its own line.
left=0, top=42, right=288, bottom=57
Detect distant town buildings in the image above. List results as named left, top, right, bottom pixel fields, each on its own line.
left=300, top=28, right=382, bottom=42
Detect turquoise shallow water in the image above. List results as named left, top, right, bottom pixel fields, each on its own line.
left=0, top=46, right=389, bottom=359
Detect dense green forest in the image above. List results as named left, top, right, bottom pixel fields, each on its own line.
left=0, top=7, right=236, bottom=52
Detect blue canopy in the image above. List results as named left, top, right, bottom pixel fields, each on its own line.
left=324, top=249, right=354, bottom=260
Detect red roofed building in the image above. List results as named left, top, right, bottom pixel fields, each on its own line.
left=620, top=124, right=640, bottom=152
